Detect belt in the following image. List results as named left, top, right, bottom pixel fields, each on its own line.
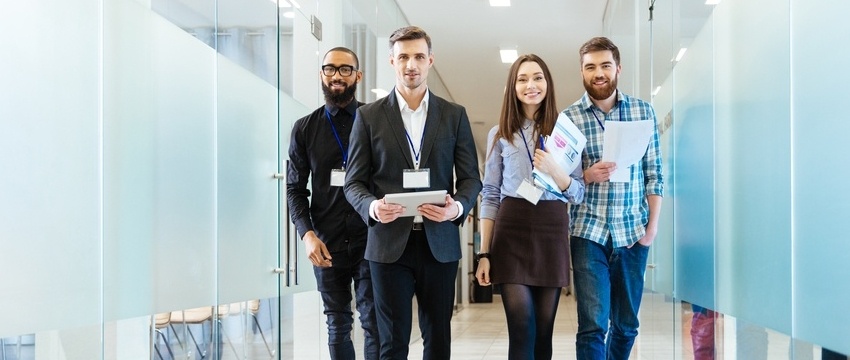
left=412, top=222, right=424, bottom=231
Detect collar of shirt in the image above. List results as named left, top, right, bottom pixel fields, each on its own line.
left=395, top=88, right=430, bottom=167
left=324, top=100, right=359, bottom=118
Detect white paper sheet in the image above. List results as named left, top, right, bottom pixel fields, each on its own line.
left=532, top=112, right=586, bottom=197
left=601, top=120, right=654, bottom=182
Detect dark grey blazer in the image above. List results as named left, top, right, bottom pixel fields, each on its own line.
left=344, top=90, right=482, bottom=264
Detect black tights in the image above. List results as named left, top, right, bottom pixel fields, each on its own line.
left=500, top=283, right=562, bottom=360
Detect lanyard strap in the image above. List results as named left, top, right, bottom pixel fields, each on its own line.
left=590, top=101, right=622, bottom=130
left=324, top=108, right=348, bottom=169
left=404, top=124, right=427, bottom=168
left=518, top=128, right=535, bottom=170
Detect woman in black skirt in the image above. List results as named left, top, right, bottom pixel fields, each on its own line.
left=475, top=54, right=586, bottom=360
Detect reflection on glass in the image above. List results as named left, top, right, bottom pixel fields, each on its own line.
left=683, top=302, right=719, bottom=360
left=150, top=298, right=279, bottom=359
left=0, top=335, right=35, bottom=359
left=151, top=0, right=285, bottom=87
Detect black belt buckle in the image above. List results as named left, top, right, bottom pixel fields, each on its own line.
left=412, top=222, right=424, bottom=231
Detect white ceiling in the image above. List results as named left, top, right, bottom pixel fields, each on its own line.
left=394, top=0, right=609, bottom=159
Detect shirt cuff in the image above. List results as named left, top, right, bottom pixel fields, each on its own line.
left=369, top=199, right=382, bottom=222
left=451, top=202, right=464, bottom=221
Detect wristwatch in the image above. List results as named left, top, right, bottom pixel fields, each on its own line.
left=475, top=252, right=490, bottom=261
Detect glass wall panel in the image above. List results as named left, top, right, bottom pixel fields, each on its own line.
left=103, top=0, right=218, bottom=357
left=103, top=0, right=217, bottom=318
left=0, top=2, right=101, bottom=356
left=647, top=0, right=675, bottom=298
left=714, top=0, right=791, bottom=333
left=672, top=11, right=715, bottom=309
left=278, top=4, right=322, bottom=358
left=216, top=0, right=280, bottom=306
left=791, top=0, right=850, bottom=355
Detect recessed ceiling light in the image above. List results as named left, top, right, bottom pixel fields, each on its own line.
left=489, top=0, right=510, bottom=6
left=705, top=0, right=721, bottom=4
left=500, top=49, right=518, bottom=64
left=282, top=11, right=295, bottom=18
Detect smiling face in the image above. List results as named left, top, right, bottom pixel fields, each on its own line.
left=515, top=61, right=548, bottom=111
left=321, top=50, right=361, bottom=106
left=390, top=38, right=433, bottom=91
left=581, top=50, right=620, bottom=102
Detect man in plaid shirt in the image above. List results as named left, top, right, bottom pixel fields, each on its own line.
left=562, top=37, right=664, bottom=360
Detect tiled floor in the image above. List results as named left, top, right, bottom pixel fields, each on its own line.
left=405, top=292, right=579, bottom=360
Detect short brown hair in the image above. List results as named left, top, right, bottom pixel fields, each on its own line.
left=388, top=26, right=432, bottom=55
left=579, top=37, right=620, bottom=66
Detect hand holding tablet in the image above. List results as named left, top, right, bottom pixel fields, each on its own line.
left=384, top=190, right=448, bottom=217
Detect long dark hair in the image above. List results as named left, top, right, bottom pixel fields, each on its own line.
left=490, top=54, right=558, bottom=154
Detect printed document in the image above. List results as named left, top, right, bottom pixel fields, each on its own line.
left=601, top=120, right=654, bottom=182
left=532, top=112, right=586, bottom=199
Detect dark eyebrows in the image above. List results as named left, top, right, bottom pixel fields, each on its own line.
left=584, top=61, right=614, bottom=69
left=395, top=52, right=427, bottom=58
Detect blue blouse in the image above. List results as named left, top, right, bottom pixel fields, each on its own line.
left=480, top=120, right=586, bottom=220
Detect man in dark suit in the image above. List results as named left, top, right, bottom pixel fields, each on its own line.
left=343, top=26, right=481, bottom=360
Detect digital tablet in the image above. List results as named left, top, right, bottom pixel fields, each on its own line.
left=384, top=190, right=448, bottom=217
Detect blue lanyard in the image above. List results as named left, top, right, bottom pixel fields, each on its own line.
left=518, top=128, right=535, bottom=170
left=590, top=101, right=622, bottom=130
left=324, top=108, right=348, bottom=169
left=404, top=122, right=427, bottom=168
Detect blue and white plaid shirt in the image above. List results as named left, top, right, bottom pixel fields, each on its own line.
left=564, top=91, right=664, bottom=248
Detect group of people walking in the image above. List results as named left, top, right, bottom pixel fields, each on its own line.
left=286, top=25, right=663, bottom=360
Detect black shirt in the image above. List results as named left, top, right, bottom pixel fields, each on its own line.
left=286, top=101, right=367, bottom=252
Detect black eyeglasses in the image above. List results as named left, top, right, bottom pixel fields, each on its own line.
left=322, top=65, right=357, bottom=77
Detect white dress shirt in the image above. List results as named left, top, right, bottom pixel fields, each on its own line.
left=369, top=88, right=463, bottom=223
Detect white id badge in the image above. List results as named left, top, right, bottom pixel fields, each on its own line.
left=330, top=169, right=346, bottom=187
left=403, top=168, right=431, bottom=189
left=517, top=179, right=543, bottom=205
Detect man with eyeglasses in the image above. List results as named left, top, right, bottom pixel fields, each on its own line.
left=287, top=47, right=378, bottom=360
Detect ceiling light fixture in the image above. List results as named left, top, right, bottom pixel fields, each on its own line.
left=652, top=86, right=662, bottom=97
left=705, top=0, right=721, bottom=4
left=270, top=0, right=292, bottom=7
left=289, top=0, right=301, bottom=8
left=673, top=47, right=687, bottom=62
left=500, top=49, right=518, bottom=64
left=282, top=11, right=295, bottom=18
left=489, top=0, right=510, bottom=6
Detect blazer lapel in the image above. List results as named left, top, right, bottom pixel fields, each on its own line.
left=418, top=91, right=441, bottom=168
left=384, top=91, right=415, bottom=169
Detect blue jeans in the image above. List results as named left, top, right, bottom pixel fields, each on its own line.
left=315, top=246, right=379, bottom=360
left=571, top=236, right=649, bottom=360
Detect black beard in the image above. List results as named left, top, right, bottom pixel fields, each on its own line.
left=584, top=76, right=618, bottom=101
left=322, top=81, right=357, bottom=106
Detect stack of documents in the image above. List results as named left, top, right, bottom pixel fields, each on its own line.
left=532, top=112, right=586, bottom=198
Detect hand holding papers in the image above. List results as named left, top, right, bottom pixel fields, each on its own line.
left=601, top=120, right=654, bottom=182
left=532, top=112, right=587, bottom=198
